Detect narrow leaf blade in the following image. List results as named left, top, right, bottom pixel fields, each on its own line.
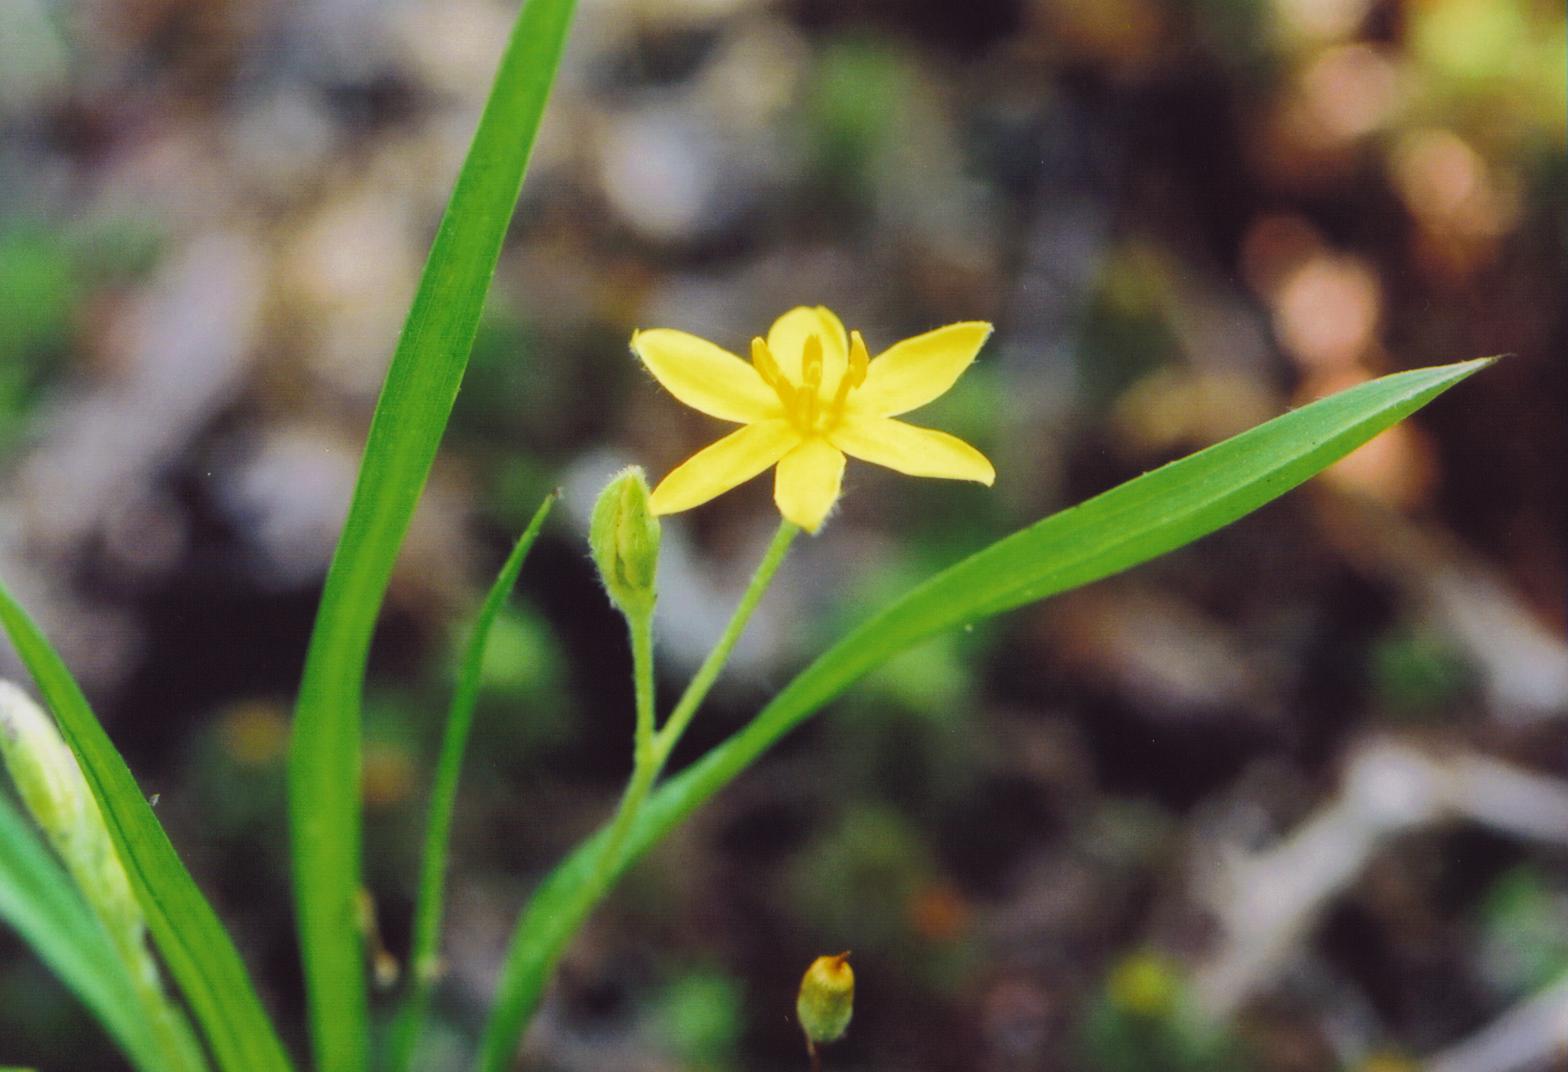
left=479, top=357, right=1495, bottom=1058
left=285, top=1, right=578, bottom=1067
left=0, top=790, right=163, bottom=1072
left=390, top=491, right=557, bottom=1072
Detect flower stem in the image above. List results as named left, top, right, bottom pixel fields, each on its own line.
left=475, top=520, right=799, bottom=1071
left=597, top=518, right=797, bottom=900
left=630, top=612, right=656, bottom=768
left=594, top=518, right=798, bottom=918
left=591, top=605, right=659, bottom=884
left=654, top=520, right=799, bottom=765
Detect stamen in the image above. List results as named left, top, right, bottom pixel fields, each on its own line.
left=751, top=337, right=781, bottom=389
left=824, top=328, right=869, bottom=427
left=753, top=336, right=798, bottom=412
left=825, top=377, right=852, bottom=425
left=848, top=330, right=870, bottom=388
left=827, top=355, right=854, bottom=420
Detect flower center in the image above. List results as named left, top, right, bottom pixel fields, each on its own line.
left=750, top=330, right=870, bottom=436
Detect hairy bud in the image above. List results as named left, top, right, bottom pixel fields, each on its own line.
left=589, top=467, right=661, bottom=618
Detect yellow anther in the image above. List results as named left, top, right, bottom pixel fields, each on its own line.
left=826, top=376, right=853, bottom=423
left=753, top=336, right=798, bottom=412
left=824, top=329, right=869, bottom=424
left=751, top=337, right=782, bottom=389
left=848, top=330, right=870, bottom=388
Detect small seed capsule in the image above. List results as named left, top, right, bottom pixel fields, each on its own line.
left=797, top=952, right=854, bottom=1048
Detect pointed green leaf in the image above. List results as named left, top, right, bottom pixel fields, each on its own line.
left=389, top=491, right=557, bottom=1072
left=285, top=1, right=579, bottom=1067
left=0, top=790, right=163, bottom=1071
left=478, top=357, right=1495, bottom=1062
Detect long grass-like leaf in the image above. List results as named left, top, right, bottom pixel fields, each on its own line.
left=389, top=491, right=557, bottom=1072
left=476, top=357, right=1494, bottom=1066
left=285, top=1, right=578, bottom=1067
left=0, top=586, right=293, bottom=1072
left=0, top=790, right=163, bottom=1071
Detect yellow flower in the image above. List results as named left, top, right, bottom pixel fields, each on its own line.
left=632, top=306, right=996, bottom=533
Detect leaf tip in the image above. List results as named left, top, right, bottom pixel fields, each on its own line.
left=1458, top=354, right=1505, bottom=374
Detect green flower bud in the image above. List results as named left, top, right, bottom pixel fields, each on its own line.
left=797, top=952, right=854, bottom=1047
left=590, top=467, right=661, bottom=618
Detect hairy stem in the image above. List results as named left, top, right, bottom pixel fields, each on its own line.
left=475, top=519, right=798, bottom=1070
left=654, top=521, right=799, bottom=764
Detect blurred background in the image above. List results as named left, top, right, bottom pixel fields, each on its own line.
left=0, top=0, right=1564, bottom=1069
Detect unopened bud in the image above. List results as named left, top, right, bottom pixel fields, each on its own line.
left=797, top=952, right=854, bottom=1047
left=590, top=467, right=661, bottom=618
left=0, top=682, right=88, bottom=834
left=0, top=680, right=145, bottom=976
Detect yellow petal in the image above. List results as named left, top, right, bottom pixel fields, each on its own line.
left=649, top=421, right=798, bottom=515
left=829, top=415, right=995, bottom=484
left=632, top=329, right=782, bottom=423
left=773, top=438, right=846, bottom=533
left=767, top=306, right=849, bottom=391
left=853, top=322, right=992, bottom=417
